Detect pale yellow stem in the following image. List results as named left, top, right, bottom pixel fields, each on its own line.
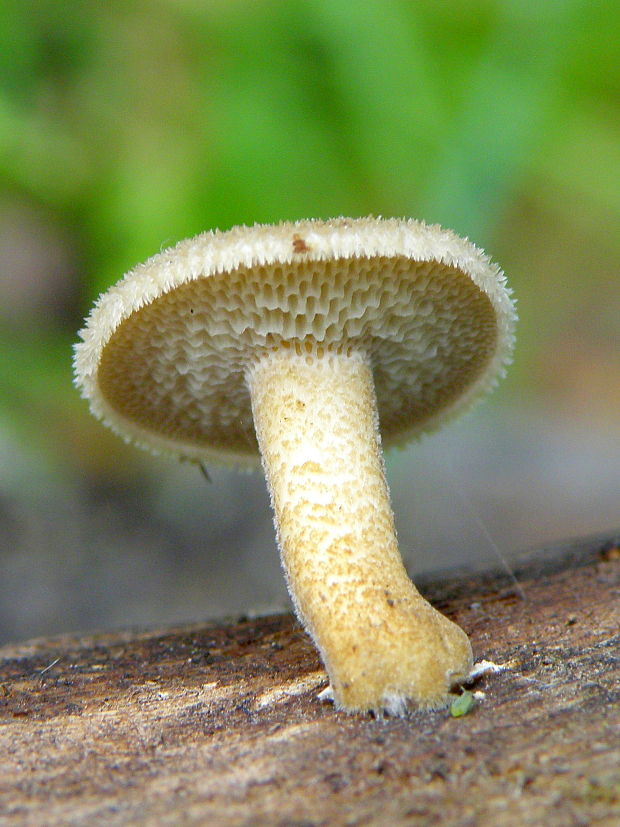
left=247, top=345, right=472, bottom=714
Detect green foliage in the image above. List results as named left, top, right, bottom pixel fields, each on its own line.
left=1, top=0, right=618, bottom=470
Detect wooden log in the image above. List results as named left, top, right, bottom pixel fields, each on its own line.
left=0, top=533, right=618, bottom=826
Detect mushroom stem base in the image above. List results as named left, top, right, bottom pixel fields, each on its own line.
left=247, top=347, right=472, bottom=714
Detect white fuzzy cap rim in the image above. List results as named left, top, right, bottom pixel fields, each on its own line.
left=74, top=217, right=517, bottom=464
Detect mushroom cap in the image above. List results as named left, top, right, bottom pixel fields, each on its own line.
left=74, top=217, right=516, bottom=466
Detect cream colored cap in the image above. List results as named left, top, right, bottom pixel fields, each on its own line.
left=74, top=217, right=516, bottom=465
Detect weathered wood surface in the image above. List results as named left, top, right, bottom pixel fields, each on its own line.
left=0, top=534, right=618, bottom=826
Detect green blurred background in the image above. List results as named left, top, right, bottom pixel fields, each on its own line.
left=1, top=0, right=618, bottom=644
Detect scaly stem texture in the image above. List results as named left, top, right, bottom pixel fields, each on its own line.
left=247, top=346, right=472, bottom=713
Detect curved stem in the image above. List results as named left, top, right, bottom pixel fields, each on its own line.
left=247, top=346, right=472, bottom=714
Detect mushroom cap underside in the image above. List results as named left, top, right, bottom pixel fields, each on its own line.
left=74, top=217, right=517, bottom=465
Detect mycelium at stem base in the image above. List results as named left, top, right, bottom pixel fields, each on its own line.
left=247, top=344, right=473, bottom=715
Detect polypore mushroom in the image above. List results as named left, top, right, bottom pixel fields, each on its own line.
left=74, top=217, right=516, bottom=715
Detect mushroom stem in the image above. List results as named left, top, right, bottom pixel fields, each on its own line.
left=247, top=345, right=473, bottom=715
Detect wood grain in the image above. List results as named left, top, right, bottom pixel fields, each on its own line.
left=1, top=534, right=618, bottom=826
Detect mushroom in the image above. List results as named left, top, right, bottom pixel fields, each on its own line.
left=74, top=217, right=516, bottom=715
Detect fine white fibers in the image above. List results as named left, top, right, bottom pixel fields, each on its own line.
left=247, top=347, right=473, bottom=712
left=74, top=217, right=516, bottom=466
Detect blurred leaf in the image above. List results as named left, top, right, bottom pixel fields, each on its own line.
left=420, top=0, right=588, bottom=243
left=304, top=0, right=449, bottom=213
left=532, top=109, right=620, bottom=248
left=0, top=0, right=618, bottom=473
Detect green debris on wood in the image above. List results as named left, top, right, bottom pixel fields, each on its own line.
left=450, top=690, right=475, bottom=718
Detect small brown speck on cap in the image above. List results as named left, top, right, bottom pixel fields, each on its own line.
left=292, top=234, right=310, bottom=254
